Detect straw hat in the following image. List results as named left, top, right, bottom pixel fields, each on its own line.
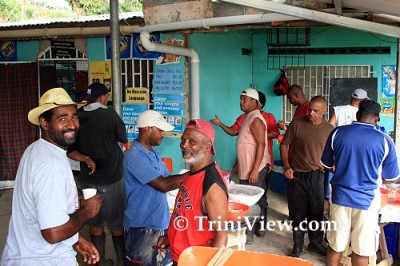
left=28, top=88, right=86, bottom=125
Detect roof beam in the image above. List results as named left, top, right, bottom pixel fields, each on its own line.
left=221, top=0, right=400, bottom=38
left=316, top=0, right=400, bottom=18
left=332, top=0, right=343, bottom=15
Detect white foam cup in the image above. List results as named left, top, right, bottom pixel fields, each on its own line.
left=82, top=188, right=97, bottom=199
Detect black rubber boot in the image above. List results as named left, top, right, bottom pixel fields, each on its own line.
left=112, top=235, right=125, bottom=266
left=91, top=234, right=114, bottom=266
left=308, top=229, right=327, bottom=256
left=245, top=227, right=255, bottom=245
left=255, top=208, right=267, bottom=238
left=289, top=231, right=305, bottom=258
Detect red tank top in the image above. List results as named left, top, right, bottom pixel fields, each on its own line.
left=168, top=163, right=227, bottom=262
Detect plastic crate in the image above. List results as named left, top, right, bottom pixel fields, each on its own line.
left=384, top=223, right=399, bottom=258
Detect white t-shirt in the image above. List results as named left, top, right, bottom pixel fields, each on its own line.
left=1, top=139, right=79, bottom=266
left=333, top=104, right=358, bottom=127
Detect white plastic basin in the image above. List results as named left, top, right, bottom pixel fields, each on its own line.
left=228, top=184, right=265, bottom=206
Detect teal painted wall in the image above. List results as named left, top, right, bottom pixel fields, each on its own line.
left=87, top=37, right=105, bottom=61
left=18, top=41, right=40, bottom=61
left=12, top=26, right=398, bottom=174
left=252, top=27, right=398, bottom=162
left=189, top=31, right=252, bottom=173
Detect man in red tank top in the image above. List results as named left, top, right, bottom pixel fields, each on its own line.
left=157, top=119, right=228, bottom=265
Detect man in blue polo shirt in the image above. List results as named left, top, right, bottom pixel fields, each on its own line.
left=123, top=110, right=186, bottom=266
left=321, top=100, right=399, bottom=266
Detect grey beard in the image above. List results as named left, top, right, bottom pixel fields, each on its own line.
left=183, top=149, right=205, bottom=165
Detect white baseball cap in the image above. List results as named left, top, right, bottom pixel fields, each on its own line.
left=137, top=110, right=174, bottom=131
left=241, top=88, right=260, bottom=104
left=352, top=88, right=369, bottom=100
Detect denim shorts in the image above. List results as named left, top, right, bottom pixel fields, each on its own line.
left=125, top=227, right=172, bottom=266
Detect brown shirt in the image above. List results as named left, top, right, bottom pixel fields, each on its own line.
left=282, top=116, right=333, bottom=172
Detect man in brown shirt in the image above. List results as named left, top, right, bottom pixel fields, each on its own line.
left=280, top=96, right=333, bottom=258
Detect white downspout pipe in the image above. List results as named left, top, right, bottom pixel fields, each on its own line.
left=140, top=31, right=200, bottom=119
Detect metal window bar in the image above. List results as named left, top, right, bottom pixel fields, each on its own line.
left=283, top=65, right=373, bottom=123
left=121, top=59, right=154, bottom=102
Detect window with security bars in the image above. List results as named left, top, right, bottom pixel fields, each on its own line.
left=121, top=59, right=154, bottom=102
left=282, top=65, right=373, bottom=123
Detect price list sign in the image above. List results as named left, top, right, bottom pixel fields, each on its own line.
left=152, top=64, right=185, bottom=137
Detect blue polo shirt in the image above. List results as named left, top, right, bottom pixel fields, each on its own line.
left=321, top=122, right=399, bottom=210
left=123, top=140, right=170, bottom=230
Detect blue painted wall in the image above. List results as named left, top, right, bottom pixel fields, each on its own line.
left=14, top=26, right=397, bottom=174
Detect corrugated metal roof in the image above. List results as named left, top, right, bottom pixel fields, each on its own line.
left=0, top=11, right=144, bottom=29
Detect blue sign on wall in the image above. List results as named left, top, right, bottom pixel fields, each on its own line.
left=105, top=35, right=131, bottom=59
left=153, top=65, right=184, bottom=93
left=153, top=93, right=185, bottom=102
left=132, top=32, right=160, bottom=59
left=0, top=41, right=17, bottom=61
left=121, top=103, right=149, bottom=142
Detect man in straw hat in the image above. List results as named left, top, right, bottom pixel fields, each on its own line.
left=1, top=88, right=102, bottom=265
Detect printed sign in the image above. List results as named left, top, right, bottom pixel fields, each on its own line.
left=381, top=65, right=397, bottom=117
left=125, top=87, right=149, bottom=104
left=121, top=103, right=149, bottom=142
left=0, top=41, right=17, bottom=61
left=105, top=35, right=131, bottom=59
left=153, top=65, right=184, bottom=93
left=51, top=39, right=75, bottom=58
left=132, top=32, right=160, bottom=59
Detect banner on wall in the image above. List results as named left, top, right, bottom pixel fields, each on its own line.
left=0, top=41, right=17, bottom=61
left=89, top=61, right=112, bottom=101
left=132, top=33, right=160, bottom=59
left=380, top=65, right=396, bottom=117
left=105, top=35, right=131, bottom=59
left=122, top=103, right=149, bottom=144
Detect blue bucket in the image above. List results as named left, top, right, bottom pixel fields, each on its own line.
left=270, top=160, right=287, bottom=195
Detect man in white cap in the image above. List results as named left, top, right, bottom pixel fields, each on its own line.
left=1, top=88, right=102, bottom=265
left=123, top=110, right=186, bottom=266
left=236, top=88, right=270, bottom=244
left=328, top=88, right=370, bottom=127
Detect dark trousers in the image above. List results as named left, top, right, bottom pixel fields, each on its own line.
left=265, top=170, right=272, bottom=208
left=287, top=170, right=325, bottom=245
left=239, top=165, right=269, bottom=209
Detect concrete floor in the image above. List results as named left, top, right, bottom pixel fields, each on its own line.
left=0, top=187, right=328, bottom=265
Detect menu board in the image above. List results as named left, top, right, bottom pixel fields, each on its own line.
left=152, top=64, right=185, bottom=137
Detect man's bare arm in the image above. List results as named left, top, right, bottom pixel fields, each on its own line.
left=204, top=183, right=228, bottom=247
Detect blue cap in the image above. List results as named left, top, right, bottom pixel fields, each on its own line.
left=85, top=83, right=109, bottom=103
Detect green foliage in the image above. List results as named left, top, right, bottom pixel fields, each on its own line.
left=0, top=0, right=143, bottom=23
left=0, top=0, right=22, bottom=23
left=121, top=0, right=143, bottom=12
left=69, top=0, right=143, bottom=15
